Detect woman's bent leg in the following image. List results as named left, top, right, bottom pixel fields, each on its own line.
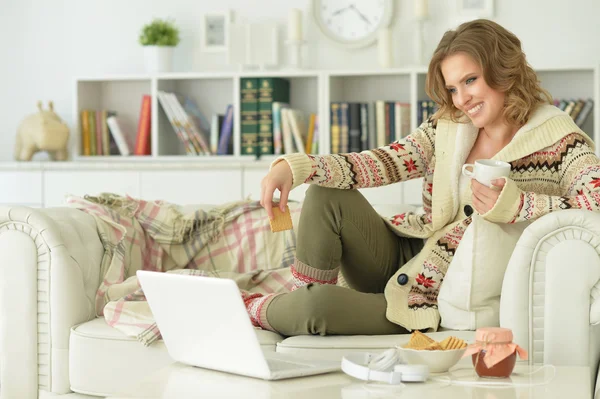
left=247, top=185, right=422, bottom=335
left=293, top=185, right=421, bottom=293
left=266, top=283, right=410, bottom=336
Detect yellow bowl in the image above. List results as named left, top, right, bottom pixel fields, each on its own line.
left=396, top=346, right=467, bottom=373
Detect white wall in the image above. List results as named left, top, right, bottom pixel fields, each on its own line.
left=1, top=0, right=599, bottom=162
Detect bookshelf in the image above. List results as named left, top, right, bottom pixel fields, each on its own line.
left=70, top=65, right=600, bottom=207
left=74, top=65, right=600, bottom=159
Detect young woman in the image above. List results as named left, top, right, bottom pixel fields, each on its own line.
left=244, top=19, right=600, bottom=336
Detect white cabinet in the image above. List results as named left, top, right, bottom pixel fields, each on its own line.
left=0, top=171, right=43, bottom=206
left=43, top=171, right=140, bottom=207
left=140, top=170, right=242, bottom=205
left=0, top=165, right=423, bottom=209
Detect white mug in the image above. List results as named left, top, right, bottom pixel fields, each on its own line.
left=462, top=159, right=511, bottom=187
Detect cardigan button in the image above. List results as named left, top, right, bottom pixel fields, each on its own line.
left=397, top=273, right=409, bottom=285
left=464, top=205, right=473, bottom=217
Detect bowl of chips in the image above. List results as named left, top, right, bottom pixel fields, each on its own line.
left=396, top=331, right=468, bottom=373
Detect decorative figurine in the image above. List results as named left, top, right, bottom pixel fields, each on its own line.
left=15, top=101, right=70, bottom=161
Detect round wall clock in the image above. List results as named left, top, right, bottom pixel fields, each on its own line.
left=312, top=0, right=394, bottom=48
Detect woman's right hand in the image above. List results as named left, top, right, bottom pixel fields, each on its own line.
left=260, top=160, right=293, bottom=220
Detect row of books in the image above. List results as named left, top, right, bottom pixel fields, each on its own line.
left=274, top=105, right=319, bottom=155
left=80, top=95, right=151, bottom=156
left=330, top=101, right=411, bottom=153
left=80, top=92, right=594, bottom=158
left=157, top=91, right=234, bottom=155
left=554, top=98, right=593, bottom=127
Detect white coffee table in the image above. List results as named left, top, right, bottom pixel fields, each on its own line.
left=109, top=360, right=592, bottom=399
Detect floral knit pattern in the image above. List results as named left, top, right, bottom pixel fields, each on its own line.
left=507, top=134, right=600, bottom=222
left=303, top=120, right=436, bottom=190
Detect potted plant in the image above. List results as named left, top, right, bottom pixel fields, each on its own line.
left=139, top=18, right=180, bottom=73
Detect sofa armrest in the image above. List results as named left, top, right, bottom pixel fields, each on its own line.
left=500, top=209, right=600, bottom=395
left=0, top=206, right=104, bottom=398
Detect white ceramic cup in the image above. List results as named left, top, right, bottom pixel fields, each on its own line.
left=462, top=159, right=511, bottom=187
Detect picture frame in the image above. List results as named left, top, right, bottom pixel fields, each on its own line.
left=457, top=0, right=494, bottom=18
left=201, top=10, right=232, bottom=52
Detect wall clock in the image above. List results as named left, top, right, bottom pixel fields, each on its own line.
left=312, top=0, right=394, bottom=48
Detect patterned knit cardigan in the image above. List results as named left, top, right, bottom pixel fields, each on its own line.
left=274, top=105, right=600, bottom=331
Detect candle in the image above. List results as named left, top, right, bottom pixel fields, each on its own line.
left=415, top=0, right=429, bottom=19
left=377, top=28, right=393, bottom=68
left=288, top=8, right=303, bottom=42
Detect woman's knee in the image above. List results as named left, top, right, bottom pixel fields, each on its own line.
left=295, top=284, right=342, bottom=334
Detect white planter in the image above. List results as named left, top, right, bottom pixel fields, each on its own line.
left=143, top=45, right=174, bottom=73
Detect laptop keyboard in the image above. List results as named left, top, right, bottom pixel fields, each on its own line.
left=267, top=358, right=315, bottom=371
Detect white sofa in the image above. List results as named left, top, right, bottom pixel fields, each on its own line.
left=1, top=204, right=600, bottom=398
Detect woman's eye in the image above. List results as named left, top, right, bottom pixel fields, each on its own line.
left=448, top=88, right=456, bottom=94
left=466, top=77, right=476, bottom=84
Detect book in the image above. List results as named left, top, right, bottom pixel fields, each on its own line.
left=211, top=113, right=225, bottom=153
left=87, top=111, right=97, bottom=155
left=288, top=109, right=306, bottom=154
left=384, top=102, right=393, bottom=143
left=360, top=103, right=369, bottom=151
left=280, top=108, right=295, bottom=154
left=395, top=102, right=411, bottom=138
left=240, top=78, right=259, bottom=155
left=272, top=102, right=289, bottom=155
left=217, top=105, right=234, bottom=155
left=106, top=116, right=131, bottom=156
left=575, top=98, right=594, bottom=128
left=348, top=103, right=361, bottom=152
left=375, top=101, right=385, bottom=147
left=258, top=78, right=290, bottom=156
left=311, top=115, right=319, bottom=154
left=157, top=91, right=198, bottom=155
left=330, top=103, right=340, bottom=153
left=180, top=96, right=212, bottom=152
left=134, top=95, right=151, bottom=156
left=305, top=113, right=316, bottom=154
left=95, top=110, right=103, bottom=155
left=167, top=93, right=209, bottom=155
left=340, top=102, right=349, bottom=153
left=100, top=110, right=110, bottom=155
left=105, top=111, right=120, bottom=155
left=80, top=110, right=91, bottom=156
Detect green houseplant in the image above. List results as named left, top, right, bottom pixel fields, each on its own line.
left=139, top=18, right=181, bottom=73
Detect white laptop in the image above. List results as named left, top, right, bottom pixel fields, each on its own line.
left=137, top=270, right=341, bottom=380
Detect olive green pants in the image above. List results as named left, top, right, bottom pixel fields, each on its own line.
left=266, top=185, right=423, bottom=336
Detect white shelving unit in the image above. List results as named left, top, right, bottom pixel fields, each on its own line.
left=73, top=65, right=600, bottom=160
left=52, top=64, right=598, bottom=207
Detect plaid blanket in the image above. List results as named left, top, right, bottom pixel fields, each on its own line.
left=67, top=194, right=302, bottom=346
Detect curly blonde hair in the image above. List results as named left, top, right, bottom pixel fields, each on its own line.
left=425, top=19, right=552, bottom=126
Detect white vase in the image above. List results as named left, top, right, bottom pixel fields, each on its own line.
left=143, top=45, right=174, bottom=73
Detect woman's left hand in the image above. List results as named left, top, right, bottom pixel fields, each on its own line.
left=471, top=178, right=506, bottom=214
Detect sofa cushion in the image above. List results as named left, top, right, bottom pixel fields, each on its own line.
left=276, top=330, right=476, bottom=361
left=438, top=214, right=531, bottom=330
left=69, top=317, right=284, bottom=396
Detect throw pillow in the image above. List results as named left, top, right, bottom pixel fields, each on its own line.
left=438, top=213, right=531, bottom=330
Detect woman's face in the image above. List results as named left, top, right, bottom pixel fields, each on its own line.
left=440, top=52, right=506, bottom=129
